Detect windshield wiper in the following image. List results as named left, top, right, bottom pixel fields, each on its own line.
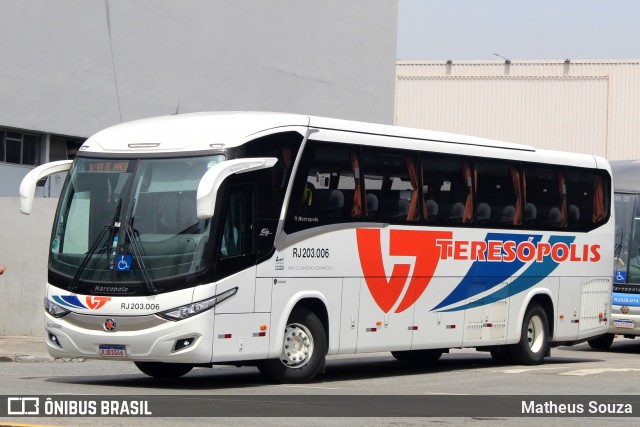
left=68, top=225, right=110, bottom=292
left=615, top=226, right=624, bottom=259
left=125, top=226, right=158, bottom=295
left=69, top=199, right=122, bottom=292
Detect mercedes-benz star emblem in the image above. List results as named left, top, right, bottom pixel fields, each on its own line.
left=104, top=318, right=117, bottom=331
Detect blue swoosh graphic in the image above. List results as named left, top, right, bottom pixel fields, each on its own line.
left=435, top=235, right=576, bottom=313
left=431, top=233, right=541, bottom=311
left=52, top=295, right=87, bottom=309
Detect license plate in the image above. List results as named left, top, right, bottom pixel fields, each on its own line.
left=613, top=320, right=635, bottom=329
left=99, top=345, right=126, bottom=358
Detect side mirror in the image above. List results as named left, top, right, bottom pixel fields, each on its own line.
left=19, top=160, right=73, bottom=215
left=196, top=157, right=278, bottom=220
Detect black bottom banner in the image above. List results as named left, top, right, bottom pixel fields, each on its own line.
left=2, top=395, right=639, bottom=418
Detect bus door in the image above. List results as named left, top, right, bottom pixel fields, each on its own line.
left=212, top=183, right=269, bottom=360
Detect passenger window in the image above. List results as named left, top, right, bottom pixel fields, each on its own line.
left=422, top=154, right=473, bottom=225
left=566, top=168, right=611, bottom=231
left=284, top=141, right=362, bottom=233
left=524, top=165, right=566, bottom=229
left=474, top=160, right=523, bottom=227
left=362, top=148, right=420, bottom=223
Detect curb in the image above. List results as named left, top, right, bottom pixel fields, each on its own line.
left=0, top=353, right=84, bottom=363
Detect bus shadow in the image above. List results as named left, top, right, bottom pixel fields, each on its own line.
left=44, top=350, right=603, bottom=390
left=559, top=338, right=640, bottom=354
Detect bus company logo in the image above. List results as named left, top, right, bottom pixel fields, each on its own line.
left=356, top=229, right=601, bottom=314
left=52, top=295, right=112, bottom=310
left=356, top=229, right=450, bottom=314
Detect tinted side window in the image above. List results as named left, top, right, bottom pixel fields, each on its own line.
left=422, top=154, right=473, bottom=225
left=524, top=165, right=566, bottom=229
left=284, top=141, right=362, bottom=233
left=566, top=167, right=595, bottom=231
left=242, top=132, right=302, bottom=256
left=475, top=160, right=523, bottom=227
left=362, top=148, right=421, bottom=223
left=215, top=183, right=256, bottom=280
left=567, top=168, right=611, bottom=231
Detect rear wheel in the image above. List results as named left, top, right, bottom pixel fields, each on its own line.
left=134, top=361, right=193, bottom=378
left=509, top=303, right=549, bottom=365
left=587, top=333, right=614, bottom=350
left=391, top=349, right=444, bottom=363
left=258, top=307, right=327, bottom=383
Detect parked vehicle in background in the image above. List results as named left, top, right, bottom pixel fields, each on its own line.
left=589, top=160, right=640, bottom=349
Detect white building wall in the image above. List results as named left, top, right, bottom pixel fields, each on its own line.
left=396, top=60, right=640, bottom=160
left=0, top=0, right=398, bottom=336
left=1, top=0, right=397, bottom=138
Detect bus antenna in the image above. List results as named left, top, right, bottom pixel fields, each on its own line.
left=173, top=99, right=181, bottom=115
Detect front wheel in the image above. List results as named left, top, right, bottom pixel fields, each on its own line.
left=509, top=303, right=549, bottom=365
left=134, top=361, right=193, bottom=378
left=258, top=307, right=327, bottom=383
left=588, top=333, right=614, bottom=350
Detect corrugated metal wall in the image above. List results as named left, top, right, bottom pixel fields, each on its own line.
left=395, top=61, right=640, bottom=160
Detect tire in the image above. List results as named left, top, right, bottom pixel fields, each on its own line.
left=258, top=307, right=327, bottom=383
left=134, top=361, right=193, bottom=378
left=391, top=349, right=443, bottom=363
left=509, top=303, right=549, bottom=365
left=588, top=333, right=614, bottom=350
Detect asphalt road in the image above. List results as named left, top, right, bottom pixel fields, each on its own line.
left=1, top=338, right=640, bottom=426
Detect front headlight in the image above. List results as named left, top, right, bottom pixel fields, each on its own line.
left=158, top=287, right=238, bottom=321
left=44, top=298, right=71, bottom=318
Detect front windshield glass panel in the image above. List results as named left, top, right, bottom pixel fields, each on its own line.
left=627, top=195, right=640, bottom=285
left=613, top=193, right=635, bottom=284
left=50, top=155, right=225, bottom=292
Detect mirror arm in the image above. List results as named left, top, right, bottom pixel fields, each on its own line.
left=19, top=160, right=73, bottom=215
left=196, top=157, right=277, bottom=220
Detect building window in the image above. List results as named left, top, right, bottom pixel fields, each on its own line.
left=0, top=129, right=42, bottom=166
left=49, top=135, right=85, bottom=161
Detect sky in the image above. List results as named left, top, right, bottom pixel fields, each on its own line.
left=397, top=0, right=640, bottom=61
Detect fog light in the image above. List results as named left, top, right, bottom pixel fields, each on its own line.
left=49, top=333, right=62, bottom=348
left=173, top=337, right=196, bottom=352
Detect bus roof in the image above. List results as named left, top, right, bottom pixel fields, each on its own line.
left=611, top=160, right=640, bottom=193
left=82, top=112, right=310, bottom=154
left=80, top=112, right=602, bottom=169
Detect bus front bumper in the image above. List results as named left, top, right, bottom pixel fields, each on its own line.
left=610, top=309, right=640, bottom=336
left=44, top=309, right=214, bottom=363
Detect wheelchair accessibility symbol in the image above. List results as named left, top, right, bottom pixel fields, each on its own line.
left=615, top=270, right=627, bottom=283
left=116, top=254, right=132, bottom=272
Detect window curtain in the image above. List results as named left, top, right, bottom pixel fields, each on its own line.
left=351, top=151, right=362, bottom=218
left=463, top=161, right=474, bottom=223
left=405, top=156, right=420, bottom=221
left=510, top=166, right=522, bottom=225
left=592, top=175, right=605, bottom=222
left=558, top=171, right=567, bottom=227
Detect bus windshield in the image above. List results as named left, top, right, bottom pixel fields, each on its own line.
left=49, top=155, right=224, bottom=293
left=614, top=193, right=637, bottom=284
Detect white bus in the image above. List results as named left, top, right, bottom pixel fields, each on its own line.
left=588, top=160, right=640, bottom=349
left=21, top=112, right=613, bottom=383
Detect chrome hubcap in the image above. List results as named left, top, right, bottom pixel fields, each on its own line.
left=280, top=323, right=314, bottom=368
left=527, top=315, right=544, bottom=353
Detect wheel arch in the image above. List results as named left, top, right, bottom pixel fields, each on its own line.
left=514, top=290, right=554, bottom=343
left=268, top=291, right=330, bottom=358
